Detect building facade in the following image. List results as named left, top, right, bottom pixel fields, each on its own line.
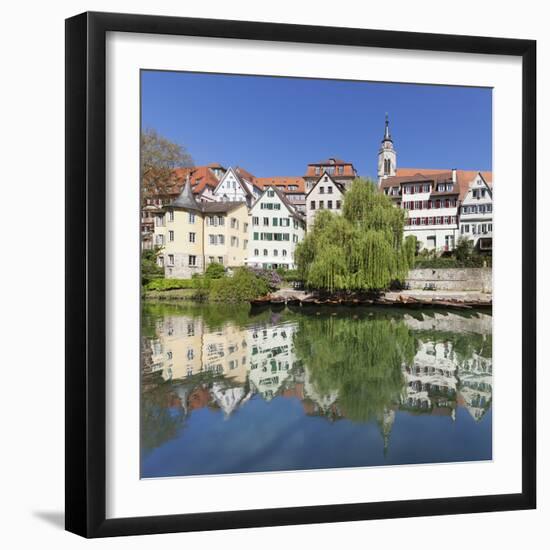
left=377, top=118, right=493, bottom=252
left=304, top=157, right=357, bottom=192
left=155, top=178, right=249, bottom=278
left=459, top=172, right=493, bottom=251
left=305, top=172, right=345, bottom=228
left=247, top=186, right=306, bottom=270
left=212, top=166, right=261, bottom=206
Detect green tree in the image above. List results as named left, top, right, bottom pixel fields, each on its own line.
left=209, top=267, right=270, bottom=303
left=141, top=246, right=164, bottom=285
left=295, top=178, right=411, bottom=291
left=141, top=128, right=194, bottom=205
left=455, top=236, right=474, bottom=263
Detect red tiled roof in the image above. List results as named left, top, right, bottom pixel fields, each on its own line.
left=234, top=166, right=256, bottom=182
left=382, top=169, right=493, bottom=201
left=171, top=165, right=221, bottom=196
left=304, top=159, right=356, bottom=178
left=254, top=176, right=306, bottom=194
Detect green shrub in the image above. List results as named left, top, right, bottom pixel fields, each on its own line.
left=145, top=278, right=194, bottom=291
left=204, top=262, right=226, bottom=280
left=209, top=267, right=270, bottom=303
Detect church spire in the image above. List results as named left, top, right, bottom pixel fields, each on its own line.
left=384, top=113, right=392, bottom=142
left=377, top=114, right=397, bottom=183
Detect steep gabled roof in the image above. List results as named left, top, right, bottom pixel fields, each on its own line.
left=213, top=166, right=254, bottom=199
left=201, top=202, right=247, bottom=214
left=251, top=185, right=305, bottom=223
left=305, top=171, right=346, bottom=198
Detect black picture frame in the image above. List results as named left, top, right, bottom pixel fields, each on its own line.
left=65, top=11, right=536, bottom=538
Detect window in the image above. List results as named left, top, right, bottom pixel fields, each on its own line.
left=315, top=167, right=320, bottom=175
left=252, top=216, right=259, bottom=226
left=244, top=223, right=248, bottom=232
left=189, top=232, right=195, bottom=243
left=209, top=235, right=216, bottom=245
left=273, top=218, right=278, bottom=226
left=218, top=257, right=224, bottom=264
left=188, top=212, right=195, bottom=224
left=327, top=200, right=333, bottom=209
left=328, top=186, right=333, bottom=194
left=231, top=236, right=238, bottom=247
left=168, top=230, right=174, bottom=242
left=310, top=201, right=316, bottom=210
left=208, top=256, right=214, bottom=264
left=482, top=224, right=487, bottom=233
left=254, top=249, right=259, bottom=256
left=319, top=201, right=324, bottom=209
left=274, top=204, right=281, bottom=210
left=253, top=232, right=259, bottom=240
left=188, top=255, right=196, bottom=266
left=155, top=234, right=164, bottom=246
left=338, top=166, right=344, bottom=175
left=336, top=200, right=342, bottom=210
left=230, top=217, right=238, bottom=229
left=267, top=190, right=275, bottom=197
left=263, top=249, right=268, bottom=256
left=243, top=239, right=248, bottom=250
left=487, top=204, right=493, bottom=212
left=218, top=235, right=225, bottom=245
left=263, top=217, right=269, bottom=226
left=156, top=214, right=165, bottom=227
left=274, top=249, right=278, bottom=257
left=168, top=254, right=174, bottom=266
left=168, top=210, right=174, bottom=222
left=187, top=349, right=194, bottom=360
left=218, top=216, right=225, bottom=226
left=319, top=187, right=324, bottom=194
left=282, top=249, right=287, bottom=256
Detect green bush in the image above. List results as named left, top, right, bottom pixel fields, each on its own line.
left=204, top=262, right=226, bottom=280
left=414, top=255, right=491, bottom=269
left=145, top=278, right=194, bottom=291
left=209, top=267, right=270, bottom=303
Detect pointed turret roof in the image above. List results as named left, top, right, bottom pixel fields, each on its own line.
left=170, top=175, right=201, bottom=211
left=383, top=113, right=392, bottom=142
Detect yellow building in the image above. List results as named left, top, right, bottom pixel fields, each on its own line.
left=155, top=178, right=250, bottom=278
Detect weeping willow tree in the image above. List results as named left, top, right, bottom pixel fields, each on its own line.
left=296, top=178, right=416, bottom=291
left=293, top=314, right=418, bottom=423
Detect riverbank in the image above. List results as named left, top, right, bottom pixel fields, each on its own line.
left=252, top=288, right=492, bottom=309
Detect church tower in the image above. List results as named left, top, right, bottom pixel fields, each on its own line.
left=377, top=114, right=397, bottom=184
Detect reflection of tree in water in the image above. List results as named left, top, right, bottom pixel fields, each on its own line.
left=293, top=315, right=417, bottom=423
left=141, top=372, right=186, bottom=454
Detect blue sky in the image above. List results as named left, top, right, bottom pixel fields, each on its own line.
left=141, top=71, right=492, bottom=179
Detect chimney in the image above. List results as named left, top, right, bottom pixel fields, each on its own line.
left=451, top=168, right=457, bottom=183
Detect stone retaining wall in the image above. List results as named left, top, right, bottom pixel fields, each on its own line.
left=406, top=267, right=492, bottom=292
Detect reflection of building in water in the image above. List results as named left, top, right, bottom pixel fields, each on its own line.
left=145, top=311, right=492, bottom=430
left=246, top=322, right=299, bottom=401
left=401, top=340, right=458, bottom=418
left=457, top=355, right=493, bottom=421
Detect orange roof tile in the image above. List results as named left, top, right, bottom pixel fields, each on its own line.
left=254, top=176, right=305, bottom=194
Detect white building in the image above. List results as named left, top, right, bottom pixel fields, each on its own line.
left=459, top=172, right=493, bottom=251
left=377, top=116, right=493, bottom=252
left=247, top=186, right=306, bottom=270
left=211, top=166, right=261, bottom=206
left=305, top=171, right=345, bottom=228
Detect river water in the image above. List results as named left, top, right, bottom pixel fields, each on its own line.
left=141, top=302, right=492, bottom=478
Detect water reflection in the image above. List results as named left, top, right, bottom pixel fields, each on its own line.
left=141, top=304, right=492, bottom=476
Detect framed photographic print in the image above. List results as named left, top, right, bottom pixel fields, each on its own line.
left=65, top=11, right=536, bottom=538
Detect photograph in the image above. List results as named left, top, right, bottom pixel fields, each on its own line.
left=140, top=71, right=493, bottom=479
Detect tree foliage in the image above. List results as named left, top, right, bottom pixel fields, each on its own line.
left=141, top=246, right=164, bottom=285
left=295, top=178, right=411, bottom=291
left=293, top=314, right=417, bottom=423
left=141, top=128, right=194, bottom=205
left=209, top=267, right=270, bottom=303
